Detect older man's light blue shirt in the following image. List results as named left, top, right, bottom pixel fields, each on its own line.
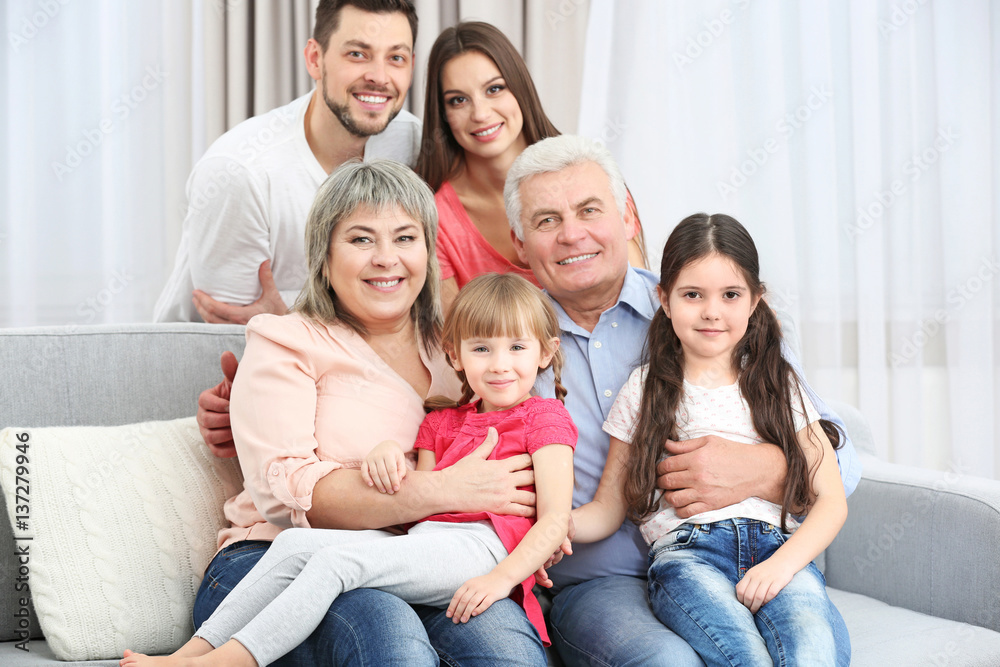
left=537, top=267, right=862, bottom=588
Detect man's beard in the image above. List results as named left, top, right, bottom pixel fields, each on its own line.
left=323, top=79, right=401, bottom=139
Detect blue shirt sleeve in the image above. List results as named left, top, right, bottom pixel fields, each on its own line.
left=780, top=339, right=863, bottom=497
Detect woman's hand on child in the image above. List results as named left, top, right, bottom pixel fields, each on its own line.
left=360, top=441, right=407, bottom=493
left=447, top=573, right=514, bottom=623
left=735, top=557, right=794, bottom=613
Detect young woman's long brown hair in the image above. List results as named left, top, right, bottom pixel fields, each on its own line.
left=622, top=213, right=842, bottom=531
left=426, top=273, right=566, bottom=410
left=414, top=21, right=560, bottom=192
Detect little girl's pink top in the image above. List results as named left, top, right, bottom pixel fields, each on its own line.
left=218, top=312, right=461, bottom=551
left=414, top=396, right=578, bottom=646
left=434, top=181, right=645, bottom=289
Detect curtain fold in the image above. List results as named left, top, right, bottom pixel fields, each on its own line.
left=1, top=1, right=585, bottom=330
left=579, top=0, right=998, bottom=478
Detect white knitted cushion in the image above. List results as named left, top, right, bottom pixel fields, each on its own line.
left=0, top=417, right=242, bottom=661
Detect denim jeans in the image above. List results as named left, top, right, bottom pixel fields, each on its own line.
left=194, top=540, right=546, bottom=667
left=646, top=519, right=850, bottom=667
left=548, top=575, right=705, bottom=666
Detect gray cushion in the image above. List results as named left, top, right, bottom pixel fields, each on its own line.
left=0, top=324, right=245, bottom=643
left=831, top=588, right=1000, bottom=666
left=826, top=455, right=1000, bottom=633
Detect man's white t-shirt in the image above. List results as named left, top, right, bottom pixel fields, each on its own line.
left=153, top=91, right=421, bottom=322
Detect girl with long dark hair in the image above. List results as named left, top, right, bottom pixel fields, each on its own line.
left=569, top=213, right=850, bottom=666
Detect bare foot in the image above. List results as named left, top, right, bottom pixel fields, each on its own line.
left=120, top=649, right=196, bottom=666
left=120, top=639, right=255, bottom=667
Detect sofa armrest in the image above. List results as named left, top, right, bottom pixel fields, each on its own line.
left=824, top=452, right=1000, bottom=632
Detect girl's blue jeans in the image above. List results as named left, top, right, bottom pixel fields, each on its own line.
left=647, top=519, right=851, bottom=667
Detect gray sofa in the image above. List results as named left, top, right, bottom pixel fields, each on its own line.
left=2, top=323, right=1000, bottom=666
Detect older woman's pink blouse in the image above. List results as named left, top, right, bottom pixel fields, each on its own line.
left=217, top=312, right=461, bottom=551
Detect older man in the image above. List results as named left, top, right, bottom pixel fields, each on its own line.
left=505, top=134, right=860, bottom=665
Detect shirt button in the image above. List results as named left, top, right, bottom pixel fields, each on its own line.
left=594, top=341, right=602, bottom=348
left=604, top=390, right=613, bottom=397
left=272, top=469, right=279, bottom=476
left=611, top=322, right=618, bottom=328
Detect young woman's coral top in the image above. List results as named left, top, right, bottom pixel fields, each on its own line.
left=434, top=181, right=644, bottom=290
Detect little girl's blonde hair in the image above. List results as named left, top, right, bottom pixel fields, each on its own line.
left=428, top=273, right=566, bottom=410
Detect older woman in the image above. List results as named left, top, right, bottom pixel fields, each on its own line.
left=192, top=160, right=546, bottom=666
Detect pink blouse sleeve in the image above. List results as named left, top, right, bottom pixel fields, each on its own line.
left=524, top=400, right=578, bottom=454
left=230, top=314, right=341, bottom=529
left=414, top=410, right=444, bottom=452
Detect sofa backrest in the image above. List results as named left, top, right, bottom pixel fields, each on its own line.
left=0, top=323, right=247, bottom=642
left=0, top=323, right=247, bottom=428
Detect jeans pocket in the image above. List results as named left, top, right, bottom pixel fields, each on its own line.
left=650, top=524, right=699, bottom=559
left=769, top=526, right=792, bottom=546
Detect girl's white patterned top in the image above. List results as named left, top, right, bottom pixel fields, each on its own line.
left=602, top=364, right=820, bottom=545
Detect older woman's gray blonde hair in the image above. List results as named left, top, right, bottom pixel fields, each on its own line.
left=503, top=135, right=628, bottom=240
left=293, top=159, right=442, bottom=350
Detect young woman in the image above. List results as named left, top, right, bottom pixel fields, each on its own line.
left=415, top=22, right=648, bottom=311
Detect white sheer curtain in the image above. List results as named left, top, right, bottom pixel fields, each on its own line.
left=2, top=1, right=193, bottom=327
left=0, top=0, right=583, bottom=329
left=0, top=0, right=312, bottom=328
left=579, top=0, right=999, bottom=478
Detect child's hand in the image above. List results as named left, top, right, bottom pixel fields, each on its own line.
left=447, top=573, right=515, bottom=623
left=533, top=535, right=572, bottom=588
left=736, top=557, right=795, bottom=613
left=534, top=513, right=575, bottom=587
left=360, top=440, right=407, bottom=494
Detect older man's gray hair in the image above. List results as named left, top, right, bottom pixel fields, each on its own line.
left=503, top=135, right=628, bottom=240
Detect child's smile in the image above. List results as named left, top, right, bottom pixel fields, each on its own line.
left=452, top=334, right=555, bottom=412
left=658, top=252, right=761, bottom=384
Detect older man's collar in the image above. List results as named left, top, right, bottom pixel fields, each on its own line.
left=547, top=266, right=660, bottom=337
